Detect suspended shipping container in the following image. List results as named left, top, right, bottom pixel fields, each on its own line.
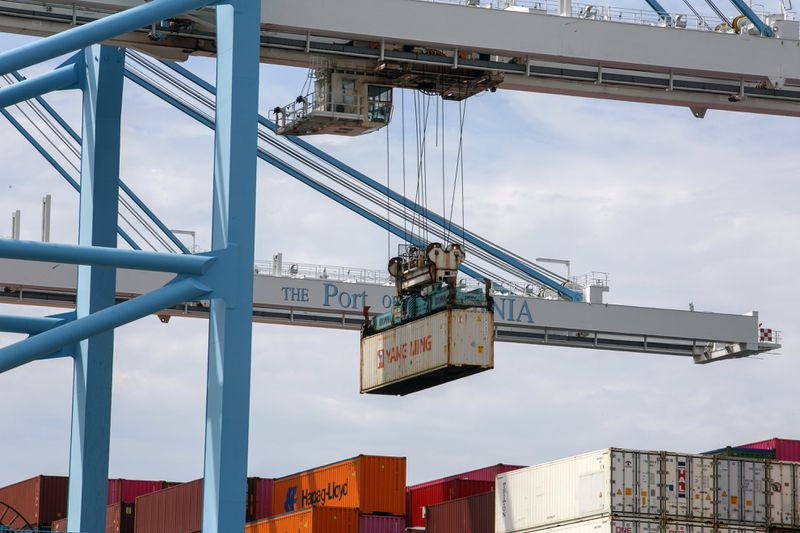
left=361, top=308, right=494, bottom=395
left=495, top=448, right=800, bottom=533
left=523, top=517, right=767, bottom=533
left=409, top=463, right=524, bottom=490
left=359, top=514, right=405, bottom=533
left=738, top=438, right=800, bottom=462
left=272, top=455, right=405, bottom=516
left=426, top=490, right=494, bottom=533
left=246, top=506, right=358, bottom=533
left=0, top=475, right=67, bottom=527
left=406, top=478, right=494, bottom=528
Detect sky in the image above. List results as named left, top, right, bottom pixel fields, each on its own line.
left=0, top=18, right=798, bottom=492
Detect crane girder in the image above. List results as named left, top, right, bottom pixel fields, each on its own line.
left=0, top=259, right=778, bottom=363
left=0, top=0, right=798, bottom=115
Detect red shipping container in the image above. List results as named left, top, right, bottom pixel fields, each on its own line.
left=107, top=479, right=167, bottom=505
left=134, top=478, right=203, bottom=533
left=134, top=477, right=273, bottom=533
left=408, top=463, right=524, bottom=490
left=247, top=478, right=274, bottom=522
left=426, top=491, right=495, bottom=533
left=739, top=438, right=800, bottom=462
left=49, top=502, right=135, bottom=533
left=0, top=475, right=68, bottom=526
left=106, top=501, right=135, bottom=533
left=360, top=514, right=405, bottom=533
left=406, top=479, right=494, bottom=528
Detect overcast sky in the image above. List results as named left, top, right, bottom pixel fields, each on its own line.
left=0, top=22, right=798, bottom=491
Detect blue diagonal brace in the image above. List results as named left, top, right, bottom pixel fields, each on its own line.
left=0, top=108, right=141, bottom=250
left=8, top=70, right=191, bottom=254
left=0, top=0, right=214, bottom=75
left=0, top=314, right=67, bottom=335
left=0, top=276, right=210, bottom=373
left=644, top=0, right=672, bottom=23
left=0, top=63, right=80, bottom=109
left=729, top=0, right=773, bottom=36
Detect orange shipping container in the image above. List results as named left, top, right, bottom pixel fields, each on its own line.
left=246, top=507, right=357, bottom=533
left=272, top=455, right=405, bottom=516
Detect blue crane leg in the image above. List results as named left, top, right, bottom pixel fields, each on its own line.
left=201, top=0, right=261, bottom=531
left=67, top=44, right=126, bottom=533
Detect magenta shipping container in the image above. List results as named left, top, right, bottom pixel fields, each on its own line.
left=360, top=514, right=405, bottom=533
left=739, top=438, right=800, bottom=462
left=408, top=463, right=524, bottom=490
left=107, top=479, right=168, bottom=505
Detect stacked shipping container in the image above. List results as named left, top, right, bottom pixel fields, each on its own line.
left=426, top=490, right=495, bottom=533
left=134, top=477, right=274, bottom=533
left=0, top=475, right=68, bottom=527
left=53, top=502, right=135, bottom=533
left=272, top=455, right=405, bottom=516
left=738, top=438, right=800, bottom=462
left=495, top=448, right=800, bottom=533
left=246, top=506, right=358, bottom=533
left=406, top=478, right=494, bottom=528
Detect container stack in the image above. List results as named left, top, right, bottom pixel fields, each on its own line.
left=406, top=463, right=523, bottom=530
left=0, top=475, right=68, bottom=529
left=53, top=501, right=135, bottom=533
left=496, top=448, right=800, bottom=533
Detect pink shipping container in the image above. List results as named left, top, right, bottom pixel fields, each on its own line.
left=107, top=479, right=167, bottom=505
left=359, top=514, right=405, bottom=533
left=408, top=464, right=524, bottom=490
left=739, top=438, right=800, bottom=462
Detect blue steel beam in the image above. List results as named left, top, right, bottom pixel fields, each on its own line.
left=0, top=239, right=213, bottom=273
left=67, top=44, right=126, bottom=533
left=0, top=314, right=67, bottom=335
left=9, top=71, right=192, bottom=255
left=728, top=0, right=773, bottom=36
left=0, top=0, right=214, bottom=75
left=159, top=60, right=581, bottom=301
left=0, top=63, right=79, bottom=109
left=643, top=0, right=672, bottom=22
left=200, top=0, right=260, bottom=530
left=0, top=108, right=141, bottom=250
left=0, top=276, right=210, bottom=373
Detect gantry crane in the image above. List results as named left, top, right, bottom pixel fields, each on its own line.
left=0, top=0, right=791, bottom=531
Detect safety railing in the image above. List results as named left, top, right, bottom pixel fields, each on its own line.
left=254, top=259, right=394, bottom=285
left=271, top=90, right=393, bottom=131
left=416, top=0, right=793, bottom=33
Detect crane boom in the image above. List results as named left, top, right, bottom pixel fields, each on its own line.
left=0, top=258, right=778, bottom=363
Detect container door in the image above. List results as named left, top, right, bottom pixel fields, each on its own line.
left=611, top=450, right=638, bottom=514
left=768, top=462, right=794, bottom=526
left=664, top=454, right=691, bottom=519
left=717, top=458, right=743, bottom=523
left=741, top=459, right=767, bottom=525
left=689, top=455, right=715, bottom=522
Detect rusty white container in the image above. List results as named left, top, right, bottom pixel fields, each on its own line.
left=526, top=517, right=767, bottom=533
left=360, top=308, right=493, bottom=395
left=496, top=448, right=800, bottom=533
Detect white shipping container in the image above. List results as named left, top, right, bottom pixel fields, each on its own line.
left=360, top=308, right=493, bottom=395
left=496, top=448, right=799, bottom=533
left=520, top=516, right=766, bottom=533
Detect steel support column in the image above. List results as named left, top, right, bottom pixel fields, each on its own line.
left=200, top=0, right=260, bottom=531
left=67, top=44, right=125, bottom=533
